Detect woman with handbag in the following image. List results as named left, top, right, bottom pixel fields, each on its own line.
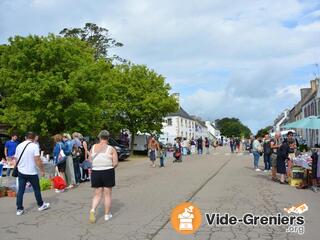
left=89, top=130, right=118, bottom=223
left=62, top=133, right=76, bottom=189
left=53, top=134, right=66, bottom=192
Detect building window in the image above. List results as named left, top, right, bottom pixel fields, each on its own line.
left=167, top=118, right=172, bottom=126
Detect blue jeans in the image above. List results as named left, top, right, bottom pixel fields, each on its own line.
left=73, top=157, right=81, bottom=184
left=264, top=154, right=271, bottom=170
left=182, top=147, right=188, bottom=156
left=253, top=151, right=260, bottom=169
left=17, top=172, right=43, bottom=210
left=6, top=168, right=11, bottom=176
left=198, top=148, right=203, bottom=155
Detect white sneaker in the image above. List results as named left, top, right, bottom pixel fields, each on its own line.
left=263, top=170, right=268, bottom=173
left=55, top=189, right=65, bottom=193
left=255, top=168, right=262, bottom=172
left=16, top=209, right=24, bottom=216
left=38, top=202, right=50, bottom=211
left=104, top=213, right=113, bottom=221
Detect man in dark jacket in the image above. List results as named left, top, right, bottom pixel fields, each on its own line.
left=277, top=132, right=292, bottom=184
left=263, top=134, right=272, bottom=172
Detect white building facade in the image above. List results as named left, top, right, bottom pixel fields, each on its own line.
left=205, top=121, right=221, bottom=139
left=159, top=107, right=209, bottom=145
left=301, top=80, right=320, bottom=147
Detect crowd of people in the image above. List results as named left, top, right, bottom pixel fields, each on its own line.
left=0, top=130, right=119, bottom=223
left=251, top=131, right=299, bottom=184
left=52, top=132, right=90, bottom=191
left=1, top=130, right=220, bottom=222
left=147, top=136, right=216, bottom=166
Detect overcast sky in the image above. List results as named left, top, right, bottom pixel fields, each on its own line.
left=1, top=0, right=320, bottom=133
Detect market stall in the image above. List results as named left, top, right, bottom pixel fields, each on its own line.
left=283, top=117, right=320, bottom=190
left=289, top=154, right=312, bottom=187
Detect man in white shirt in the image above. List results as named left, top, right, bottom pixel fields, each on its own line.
left=14, top=132, right=50, bottom=216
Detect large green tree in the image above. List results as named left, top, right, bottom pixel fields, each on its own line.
left=0, top=34, right=112, bottom=135
left=60, top=23, right=124, bottom=62
left=0, top=33, right=178, bottom=142
left=103, top=64, right=178, bottom=149
left=216, top=117, right=252, bottom=138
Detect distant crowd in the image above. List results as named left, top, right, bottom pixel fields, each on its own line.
left=147, top=136, right=218, bottom=167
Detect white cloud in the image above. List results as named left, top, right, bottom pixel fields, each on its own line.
left=0, top=0, right=320, bottom=133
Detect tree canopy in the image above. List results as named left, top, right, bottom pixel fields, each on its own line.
left=0, top=32, right=178, bottom=137
left=256, top=126, right=273, bottom=137
left=216, top=118, right=252, bottom=138
left=60, top=23, right=124, bottom=62
left=104, top=64, right=178, bottom=135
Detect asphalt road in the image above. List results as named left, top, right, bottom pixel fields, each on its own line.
left=0, top=147, right=318, bottom=240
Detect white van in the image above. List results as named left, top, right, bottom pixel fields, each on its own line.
left=133, top=134, right=150, bottom=152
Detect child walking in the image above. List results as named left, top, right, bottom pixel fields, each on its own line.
left=159, top=145, right=166, bottom=168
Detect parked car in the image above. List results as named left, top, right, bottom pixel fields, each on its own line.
left=87, top=136, right=130, bottom=161
left=108, top=137, right=131, bottom=161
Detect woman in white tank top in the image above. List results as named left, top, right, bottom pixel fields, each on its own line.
left=89, top=130, right=118, bottom=224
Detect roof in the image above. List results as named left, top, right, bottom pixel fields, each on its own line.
left=193, top=118, right=207, bottom=127
left=166, top=107, right=195, bottom=121
left=302, top=91, right=317, bottom=106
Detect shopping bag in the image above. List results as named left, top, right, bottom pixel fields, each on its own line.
left=53, top=176, right=66, bottom=190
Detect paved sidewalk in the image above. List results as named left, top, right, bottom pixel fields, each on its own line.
left=0, top=148, right=318, bottom=240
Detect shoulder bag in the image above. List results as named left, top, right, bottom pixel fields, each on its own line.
left=12, top=142, right=32, bottom=177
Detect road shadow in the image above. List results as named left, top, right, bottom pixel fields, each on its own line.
left=96, top=198, right=124, bottom=221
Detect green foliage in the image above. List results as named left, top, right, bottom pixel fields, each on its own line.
left=103, top=64, right=179, bottom=137
left=256, top=126, right=272, bottom=137
left=60, top=23, right=124, bottom=62
left=39, top=177, right=51, bottom=191
left=0, top=33, right=177, bottom=139
left=0, top=34, right=112, bottom=135
left=216, top=117, right=252, bottom=138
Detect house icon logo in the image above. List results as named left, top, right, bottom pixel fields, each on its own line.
left=171, top=202, right=202, bottom=235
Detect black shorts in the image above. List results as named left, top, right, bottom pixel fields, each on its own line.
left=57, top=161, right=66, bottom=172
left=91, top=168, right=115, bottom=188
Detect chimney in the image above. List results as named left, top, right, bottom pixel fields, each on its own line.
left=311, top=79, right=317, bottom=91
left=300, top=88, right=310, bottom=99
left=172, top=93, right=180, bottom=108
